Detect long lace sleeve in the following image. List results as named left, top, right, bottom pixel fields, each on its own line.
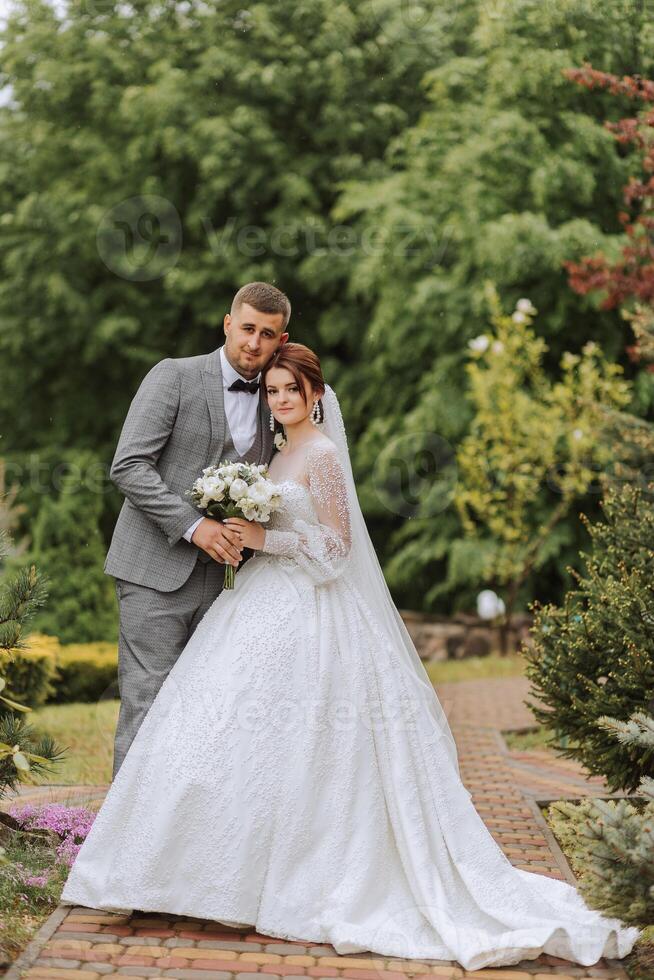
left=261, top=442, right=352, bottom=584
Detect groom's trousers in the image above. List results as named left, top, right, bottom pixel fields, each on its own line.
left=111, top=555, right=226, bottom=780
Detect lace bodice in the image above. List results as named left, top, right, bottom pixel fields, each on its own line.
left=265, top=480, right=318, bottom=529
left=260, top=437, right=352, bottom=585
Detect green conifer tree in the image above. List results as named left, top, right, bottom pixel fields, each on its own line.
left=524, top=479, right=654, bottom=793
left=26, top=452, right=117, bottom=643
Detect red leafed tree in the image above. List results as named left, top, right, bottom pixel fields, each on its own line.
left=563, top=64, right=654, bottom=372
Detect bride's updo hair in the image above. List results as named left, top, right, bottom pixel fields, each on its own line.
left=262, top=343, right=326, bottom=420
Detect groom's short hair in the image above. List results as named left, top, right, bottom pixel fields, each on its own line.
left=231, top=282, right=291, bottom=331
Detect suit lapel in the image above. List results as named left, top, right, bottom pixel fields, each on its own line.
left=258, top=389, right=274, bottom=463
left=201, top=347, right=226, bottom=463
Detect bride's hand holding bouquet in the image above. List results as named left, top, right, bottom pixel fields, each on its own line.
left=223, top=516, right=266, bottom=551
left=187, top=461, right=282, bottom=589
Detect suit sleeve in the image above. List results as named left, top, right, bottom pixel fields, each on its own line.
left=109, top=359, right=201, bottom=546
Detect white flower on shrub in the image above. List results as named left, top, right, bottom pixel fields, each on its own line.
left=492, top=340, right=504, bottom=353
left=512, top=311, right=527, bottom=324
left=572, top=428, right=584, bottom=441
left=477, top=589, right=506, bottom=620
left=516, top=298, right=537, bottom=315
left=468, top=334, right=490, bottom=353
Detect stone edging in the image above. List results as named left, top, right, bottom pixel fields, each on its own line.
left=2, top=902, right=69, bottom=980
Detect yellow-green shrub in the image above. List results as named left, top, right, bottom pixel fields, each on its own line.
left=0, top=633, right=60, bottom=707
left=51, top=641, right=118, bottom=703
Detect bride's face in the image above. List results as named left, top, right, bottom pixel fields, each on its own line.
left=265, top=367, right=315, bottom=426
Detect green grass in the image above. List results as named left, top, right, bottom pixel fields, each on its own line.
left=504, top=726, right=556, bottom=751
left=0, top=829, right=70, bottom=968
left=27, top=699, right=120, bottom=786
left=425, top=652, right=525, bottom=685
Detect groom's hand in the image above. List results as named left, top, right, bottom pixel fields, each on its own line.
left=191, top=518, right=243, bottom=566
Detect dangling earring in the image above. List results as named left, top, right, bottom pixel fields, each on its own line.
left=269, top=410, right=275, bottom=431
left=311, top=400, right=320, bottom=426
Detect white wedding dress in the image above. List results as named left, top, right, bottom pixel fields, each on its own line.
left=61, top=386, right=640, bottom=970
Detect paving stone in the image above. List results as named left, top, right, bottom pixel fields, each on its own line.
left=195, top=941, right=263, bottom=951
left=52, top=933, right=124, bottom=944
left=239, top=952, right=284, bottom=964
left=45, top=942, right=94, bottom=952
left=115, top=969, right=167, bottom=977
left=24, top=970, right=102, bottom=979
left=261, top=967, right=307, bottom=976
left=463, top=972, right=534, bottom=979
left=262, top=944, right=307, bottom=955
left=163, top=959, right=244, bottom=972
left=34, top=960, right=82, bottom=969
left=161, top=972, right=235, bottom=980
left=388, top=961, right=460, bottom=975
left=190, top=961, right=251, bottom=972
left=122, top=936, right=177, bottom=947
left=169, top=948, right=240, bottom=961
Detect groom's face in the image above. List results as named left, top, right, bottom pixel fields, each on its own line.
left=223, top=303, right=288, bottom=379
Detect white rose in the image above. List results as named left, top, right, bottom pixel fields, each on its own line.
left=229, top=478, right=249, bottom=501
left=468, top=334, right=489, bottom=352
left=247, top=484, right=268, bottom=505
left=207, top=477, right=226, bottom=498
left=239, top=498, right=257, bottom=519
left=491, top=340, right=504, bottom=353
left=511, top=311, right=527, bottom=324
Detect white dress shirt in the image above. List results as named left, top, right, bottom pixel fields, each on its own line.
left=182, top=346, right=262, bottom=543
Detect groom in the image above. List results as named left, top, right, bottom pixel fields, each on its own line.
left=105, top=281, right=291, bottom=778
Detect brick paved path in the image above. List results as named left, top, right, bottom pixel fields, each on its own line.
left=4, top=677, right=629, bottom=980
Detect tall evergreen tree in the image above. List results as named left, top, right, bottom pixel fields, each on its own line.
left=524, top=478, right=654, bottom=793
left=0, top=530, right=64, bottom=821
left=24, top=453, right=117, bottom=643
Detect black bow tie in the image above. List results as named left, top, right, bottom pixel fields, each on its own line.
left=228, top=378, right=260, bottom=394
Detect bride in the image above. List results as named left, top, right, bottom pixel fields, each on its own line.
left=60, top=342, right=640, bottom=970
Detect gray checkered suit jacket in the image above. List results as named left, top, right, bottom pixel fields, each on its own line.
left=104, top=346, right=275, bottom=592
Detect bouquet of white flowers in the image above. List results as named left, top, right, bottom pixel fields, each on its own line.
left=186, top=461, right=282, bottom=589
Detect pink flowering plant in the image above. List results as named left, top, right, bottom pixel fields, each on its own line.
left=1, top=802, right=97, bottom=960
left=7, top=802, right=96, bottom=867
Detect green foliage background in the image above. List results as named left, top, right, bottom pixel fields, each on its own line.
left=2, top=0, right=654, bottom=633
